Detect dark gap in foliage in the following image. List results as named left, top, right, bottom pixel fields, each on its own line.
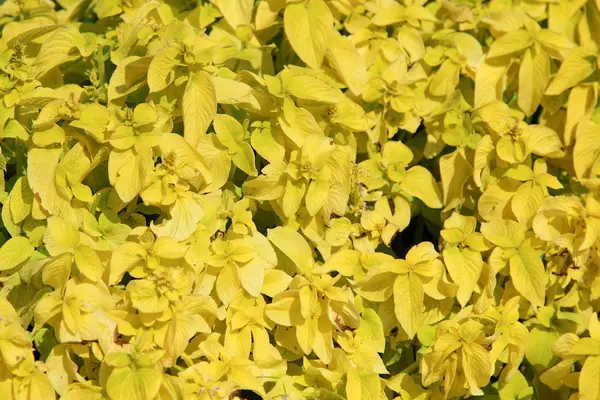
left=229, top=389, right=263, bottom=400
left=391, top=214, right=437, bottom=258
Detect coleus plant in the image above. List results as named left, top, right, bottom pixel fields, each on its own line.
left=1, top=0, right=600, bottom=400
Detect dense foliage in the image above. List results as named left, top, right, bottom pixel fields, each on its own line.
left=1, top=0, right=600, bottom=399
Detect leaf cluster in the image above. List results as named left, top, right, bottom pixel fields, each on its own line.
left=0, top=0, right=600, bottom=400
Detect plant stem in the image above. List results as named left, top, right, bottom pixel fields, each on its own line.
left=401, top=361, right=419, bottom=375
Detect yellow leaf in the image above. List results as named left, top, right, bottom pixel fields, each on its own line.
left=401, top=166, right=443, bottom=209
left=540, top=359, right=577, bottom=390
left=285, top=74, right=344, bottom=104
left=61, top=383, right=104, bottom=400
left=443, top=247, right=483, bottom=307
left=536, top=29, right=576, bottom=60
left=511, top=182, right=545, bottom=227
left=268, top=227, right=314, bottom=274
left=283, top=0, right=332, bottom=69
left=305, top=173, right=329, bottom=216
left=518, top=47, right=550, bottom=117
left=429, top=59, right=460, bottom=97
left=46, top=344, right=79, bottom=396
left=237, top=259, right=264, bottom=298
left=509, top=247, right=546, bottom=307
left=439, top=150, right=472, bottom=208
left=393, top=272, right=423, bottom=339
left=564, top=83, right=598, bottom=147
left=74, top=246, right=104, bottom=282
left=496, top=135, right=528, bottom=164
left=346, top=367, right=381, bottom=400
left=355, top=270, right=396, bottom=302
left=524, top=125, right=565, bottom=158
left=27, top=147, right=73, bottom=220
left=108, top=146, right=153, bottom=203
left=147, top=44, right=180, bottom=93
left=573, top=118, right=600, bottom=178
left=372, top=5, right=436, bottom=26
left=8, top=177, right=33, bottom=225
left=265, top=293, right=303, bottom=326
left=487, top=30, right=534, bottom=59
left=545, top=48, right=597, bottom=96
left=71, top=182, right=93, bottom=203
left=106, top=367, right=163, bottom=400
left=296, top=318, right=316, bottom=354
left=461, top=342, right=492, bottom=396
left=279, top=96, right=322, bottom=147
left=480, top=219, right=525, bottom=248
left=18, top=370, right=56, bottom=400
left=44, top=216, right=80, bottom=256
left=326, top=31, right=367, bottom=96
left=183, top=71, right=216, bottom=149
left=356, top=308, right=386, bottom=353
left=42, top=253, right=72, bottom=290
left=320, top=249, right=360, bottom=276
left=478, top=178, right=521, bottom=221
left=150, top=192, right=204, bottom=241
left=281, top=178, right=306, bottom=217
left=212, top=0, right=253, bottom=28
left=475, top=56, right=507, bottom=108
left=261, top=269, right=292, bottom=297
left=0, top=236, right=34, bottom=271
left=212, top=76, right=260, bottom=109
left=232, top=142, right=258, bottom=177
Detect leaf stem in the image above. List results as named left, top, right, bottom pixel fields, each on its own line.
left=400, top=361, right=419, bottom=375
left=96, top=43, right=106, bottom=86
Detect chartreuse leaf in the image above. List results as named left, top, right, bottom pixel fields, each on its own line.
left=462, top=342, right=492, bottom=396
left=106, top=366, right=162, bottom=400
left=213, top=114, right=257, bottom=176
left=393, top=272, right=423, bottom=339
left=580, top=356, right=600, bottom=400
left=183, top=71, right=216, bottom=149
left=108, top=146, right=153, bottom=203
left=487, top=30, right=534, bottom=59
left=212, top=0, right=253, bottom=29
left=443, top=247, right=482, bottom=307
left=518, top=46, right=550, bottom=117
left=4, top=1, right=600, bottom=399
left=545, top=48, right=597, bottom=96
left=0, top=236, right=34, bottom=271
left=147, top=44, right=180, bottom=93
left=268, top=227, right=314, bottom=274
left=509, top=247, right=546, bottom=307
left=326, top=31, right=367, bottom=96
left=401, top=166, right=443, bottom=208
left=346, top=367, right=380, bottom=400
left=284, top=0, right=332, bottom=69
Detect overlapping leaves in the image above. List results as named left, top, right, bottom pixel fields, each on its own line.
left=1, top=0, right=600, bottom=400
